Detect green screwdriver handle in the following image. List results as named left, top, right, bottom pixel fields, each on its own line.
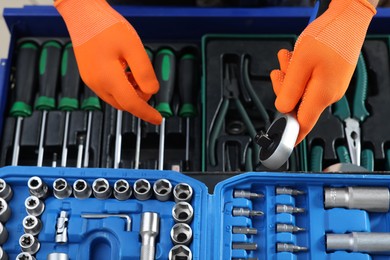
left=352, top=53, right=369, bottom=122
left=179, top=54, right=198, bottom=118
left=310, top=145, right=323, bottom=172
left=10, top=41, right=39, bottom=117
left=59, top=42, right=81, bottom=111
left=35, top=40, right=62, bottom=111
left=154, top=49, right=176, bottom=118
left=82, top=84, right=101, bottom=111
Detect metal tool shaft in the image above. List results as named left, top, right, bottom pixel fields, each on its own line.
left=83, top=110, right=93, bottom=167
left=135, top=118, right=142, bottom=169
left=61, top=111, right=70, bottom=167
left=327, top=232, right=390, bottom=253
left=140, top=212, right=160, bottom=260
left=114, top=110, right=123, bottom=169
left=158, top=118, right=166, bottom=170
left=11, top=117, right=23, bottom=166
left=37, top=110, right=48, bottom=167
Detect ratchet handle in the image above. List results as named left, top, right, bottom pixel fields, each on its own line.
left=353, top=53, right=370, bottom=122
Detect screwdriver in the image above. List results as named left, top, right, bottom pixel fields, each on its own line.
left=154, top=49, right=176, bottom=170
left=134, top=48, right=154, bottom=169
left=10, top=41, right=39, bottom=166
left=36, top=40, right=62, bottom=167
left=58, top=43, right=81, bottom=167
left=82, top=84, right=101, bottom=168
left=178, top=53, right=198, bottom=171
left=114, top=108, right=123, bottom=169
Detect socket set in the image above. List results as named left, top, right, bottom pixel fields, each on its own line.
left=0, top=167, right=389, bottom=259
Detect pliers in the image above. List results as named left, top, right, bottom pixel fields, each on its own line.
left=209, top=61, right=260, bottom=169
left=333, top=53, right=369, bottom=166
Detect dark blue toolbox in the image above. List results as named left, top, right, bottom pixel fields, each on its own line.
left=2, top=4, right=390, bottom=260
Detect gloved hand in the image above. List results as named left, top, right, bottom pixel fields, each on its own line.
left=55, top=0, right=162, bottom=125
left=270, top=0, right=375, bottom=144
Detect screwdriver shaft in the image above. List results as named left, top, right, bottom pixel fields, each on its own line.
left=185, top=117, right=190, bottom=165
left=114, top=110, right=123, bottom=169
left=11, top=117, right=23, bottom=166
left=37, top=110, right=48, bottom=167
left=77, top=136, right=84, bottom=168
left=135, top=118, right=142, bottom=169
left=61, top=111, right=70, bottom=167
left=158, top=118, right=166, bottom=170
left=83, top=110, right=93, bottom=168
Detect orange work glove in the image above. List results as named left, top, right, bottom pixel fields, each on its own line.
left=270, top=0, right=375, bottom=144
left=55, top=0, right=162, bottom=125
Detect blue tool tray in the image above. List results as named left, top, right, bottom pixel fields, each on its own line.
left=0, top=166, right=390, bottom=259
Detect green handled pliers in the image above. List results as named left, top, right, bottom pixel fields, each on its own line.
left=333, top=54, right=369, bottom=166
left=209, top=62, right=259, bottom=168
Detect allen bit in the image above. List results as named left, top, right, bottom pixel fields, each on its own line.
left=232, top=226, right=257, bottom=235
left=233, top=190, right=263, bottom=199
left=277, top=243, right=308, bottom=253
left=276, top=187, right=305, bottom=196
left=276, top=224, right=305, bottom=233
left=232, top=208, right=264, bottom=217
left=276, top=205, right=305, bottom=214
left=232, top=242, right=258, bottom=251
left=81, top=214, right=131, bottom=231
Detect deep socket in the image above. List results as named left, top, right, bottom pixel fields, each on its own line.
left=173, top=183, right=193, bottom=203
left=19, top=234, right=40, bottom=255
left=326, top=232, right=390, bottom=253
left=47, top=253, right=69, bottom=260
left=232, top=226, right=257, bottom=235
left=140, top=212, right=160, bottom=260
left=23, top=215, right=42, bottom=236
left=0, top=223, right=8, bottom=245
left=0, top=247, right=7, bottom=260
left=153, top=179, right=172, bottom=201
left=0, top=198, right=10, bottom=222
left=172, top=202, right=194, bottom=224
left=73, top=179, right=92, bottom=199
left=25, top=196, right=45, bottom=216
left=0, top=179, right=12, bottom=202
left=324, top=187, right=390, bottom=212
left=92, top=178, right=112, bottom=199
left=134, top=179, right=152, bottom=201
left=16, top=252, right=35, bottom=260
left=114, top=179, right=132, bottom=200
left=171, top=223, right=192, bottom=246
left=169, top=245, right=192, bottom=260
left=53, top=178, right=72, bottom=199
left=28, top=176, right=49, bottom=199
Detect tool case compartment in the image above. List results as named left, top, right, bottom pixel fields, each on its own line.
left=0, top=167, right=389, bottom=259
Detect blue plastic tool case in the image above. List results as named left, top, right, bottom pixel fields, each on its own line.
left=2, top=4, right=390, bottom=260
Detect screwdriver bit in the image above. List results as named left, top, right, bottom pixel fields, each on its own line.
left=276, top=224, right=305, bottom=233
left=232, top=242, right=258, bottom=251
left=276, top=205, right=305, bottom=214
left=232, top=226, right=258, bottom=235
left=232, top=208, right=264, bottom=217
left=234, top=190, right=264, bottom=199
left=276, top=187, right=305, bottom=196
left=277, top=243, right=308, bottom=253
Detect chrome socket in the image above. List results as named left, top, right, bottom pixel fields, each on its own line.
left=28, top=176, right=49, bottom=199
left=0, top=247, right=7, bottom=260
left=134, top=179, right=152, bottom=201
left=172, top=202, right=194, bottom=224
left=0, top=179, right=12, bottom=202
left=16, top=252, right=35, bottom=260
left=23, top=215, right=42, bottom=236
left=0, top=223, right=8, bottom=245
left=53, top=178, right=72, bottom=199
left=173, top=183, right=193, bottom=203
left=114, top=179, right=132, bottom=200
left=47, top=253, right=69, bottom=260
left=73, top=179, right=92, bottom=199
left=0, top=198, right=10, bottom=223
left=92, top=178, right=112, bottom=199
left=25, top=196, right=45, bottom=217
left=19, top=233, right=40, bottom=255
left=171, top=223, right=192, bottom=246
left=169, top=245, right=192, bottom=260
left=153, top=179, right=172, bottom=201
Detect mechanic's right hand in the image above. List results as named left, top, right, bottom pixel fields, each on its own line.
left=55, top=0, right=162, bottom=125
